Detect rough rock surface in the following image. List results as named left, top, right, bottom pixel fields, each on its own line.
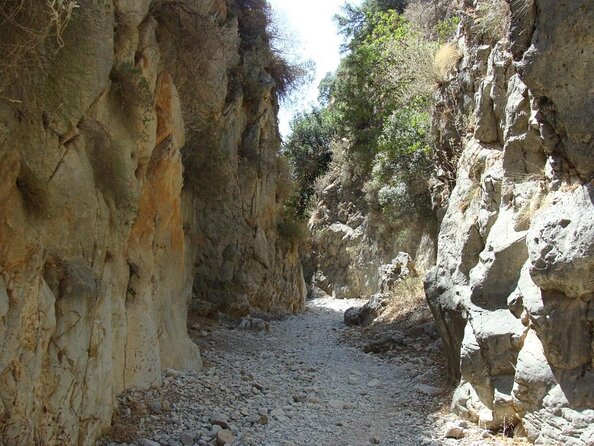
left=345, top=252, right=418, bottom=327
left=308, top=163, right=437, bottom=300
left=425, top=0, right=594, bottom=443
left=0, top=1, right=304, bottom=444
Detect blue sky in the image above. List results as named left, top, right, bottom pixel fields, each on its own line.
left=267, top=0, right=362, bottom=138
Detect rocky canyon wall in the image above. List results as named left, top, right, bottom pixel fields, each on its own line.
left=426, top=0, right=593, bottom=443
left=0, top=1, right=304, bottom=444
left=308, top=159, right=437, bottom=300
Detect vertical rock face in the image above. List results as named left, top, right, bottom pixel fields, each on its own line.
left=0, top=1, right=304, bottom=444
left=308, top=162, right=437, bottom=300
left=154, top=1, right=306, bottom=317
left=426, top=0, right=594, bottom=443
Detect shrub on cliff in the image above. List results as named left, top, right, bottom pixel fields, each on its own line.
left=236, top=0, right=313, bottom=102
left=283, top=0, right=462, bottom=224
left=331, top=5, right=438, bottom=219
left=474, top=0, right=510, bottom=42
left=0, top=0, right=79, bottom=97
left=433, top=43, right=460, bottom=83
left=277, top=212, right=308, bottom=244
left=403, top=0, right=459, bottom=42
left=282, top=107, right=335, bottom=218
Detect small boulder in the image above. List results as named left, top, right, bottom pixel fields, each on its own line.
left=344, top=294, right=385, bottom=327
left=210, top=410, right=229, bottom=429
left=180, top=431, right=196, bottom=445
left=147, top=400, right=162, bottom=414
left=414, top=384, right=443, bottom=396
left=444, top=421, right=466, bottom=439
left=216, top=429, right=235, bottom=446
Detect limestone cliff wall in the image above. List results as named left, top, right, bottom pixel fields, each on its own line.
left=425, top=0, right=594, bottom=443
left=308, top=157, right=437, bottom=300
left=0, top=1, right=304, bottom=444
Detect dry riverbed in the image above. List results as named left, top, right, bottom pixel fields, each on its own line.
left=98, top=298, right=528, bottom=446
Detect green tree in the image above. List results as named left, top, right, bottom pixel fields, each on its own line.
left=282, top=107, right=335, bottom=218
left=330, top=7, right=438, bottom=218
left=287, top=1, right=460, bottom=223
left=335, top=0, right=408, bottom=52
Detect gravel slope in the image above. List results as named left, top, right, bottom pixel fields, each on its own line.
left=99, top=298, right=526, bottom=446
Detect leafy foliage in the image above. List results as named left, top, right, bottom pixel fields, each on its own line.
left=282, top=107, right=335, bottom=218
left=435, top=16, right=460, bottom=42
left=332, top=9, right=437, bottom=150
left=286, top=0, right=461, bottom=224
left=336, top=0, right=408, bottom=52
left=332, top=6, right=438, bottom=219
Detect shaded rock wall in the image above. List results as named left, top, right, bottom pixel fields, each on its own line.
left=153, top=1, right=306, bottom=318
left=0, top=1, right=304, bottom=444
left=308, top=159, right=437, bottom=300
left=426, top=0, right=593, bottom=443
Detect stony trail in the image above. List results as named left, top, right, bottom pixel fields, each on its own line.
left=101, top=298, right=521, bottom=446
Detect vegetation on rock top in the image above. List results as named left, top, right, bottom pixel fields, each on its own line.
left=282, top=0, right=461, bottom=223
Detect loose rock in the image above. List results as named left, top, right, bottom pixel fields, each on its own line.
left=216, top=429, right=235, bottom=446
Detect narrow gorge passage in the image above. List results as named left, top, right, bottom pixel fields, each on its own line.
left=100, top=299, right=517, bottom=446
left=1, top=0, right=592, bottom=444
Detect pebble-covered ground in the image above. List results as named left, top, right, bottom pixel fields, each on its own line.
left=98, top=298, right=528, bottom=446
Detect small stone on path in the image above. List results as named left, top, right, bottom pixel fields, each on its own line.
left=444, top=421, right=465, bottom=439
left=180, top=431, right=195, bottom=445
left=216, top=429, right=235, bottom=446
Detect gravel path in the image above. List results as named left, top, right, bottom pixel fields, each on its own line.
left=100, top=298, right=523, bottom=446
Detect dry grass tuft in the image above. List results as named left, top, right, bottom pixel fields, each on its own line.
left=433, top=43, right=460, bottom=83
left=474, top=0, right=510, bottom=42
left=374, top=276, right=430, bottom=326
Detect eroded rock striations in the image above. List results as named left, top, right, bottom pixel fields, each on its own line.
left=0, top=1, right=304, bottom=444
left=426, top=0, right=594, bottom=443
